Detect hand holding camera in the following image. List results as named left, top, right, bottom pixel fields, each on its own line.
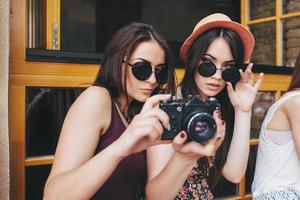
left=159, top=95, right=225, bottom=162
left=160, top=95, right=220, bottom=143
left=117, top=94, right=171, bottom=157
left=173, top=111, right=226, bottom=163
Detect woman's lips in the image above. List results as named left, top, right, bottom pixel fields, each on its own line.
left=207, top=83, right=221, bottom=91
left=140, top=88, right=154, bottom=94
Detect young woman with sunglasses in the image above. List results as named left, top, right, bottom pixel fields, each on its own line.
left=43, top=22, right=176, bottom=200
left=146, top=13, right=264, bottom=200
left=252, top=53, right=300, bottom=200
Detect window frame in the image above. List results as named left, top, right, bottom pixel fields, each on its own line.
left=9, top=0, right=294, bottom=199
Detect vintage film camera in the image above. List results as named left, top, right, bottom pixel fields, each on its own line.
left=160, top=95, right=220, bottom=143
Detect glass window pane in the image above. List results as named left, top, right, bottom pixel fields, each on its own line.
left=30, top=0, right=241, bottom=64
left=283, top=0, right=300, bottom=14
left=61, top=0, right=241, bottom=55
left=283, top=16, right=300, bottom=66
left=26, top=165, right=52, bottom=200
left=28, top=0, right=46, bottom=48
left=251, top=91, right=276, bottom=139
left=250, top=22, right=276, bottom=65
left=61, top=0, right=96, bottom=52
left=250, top=0, right=275, bottom=20
left=26, top=87, right=85, bottom=156
left=245, top=145, right=258, bottom=194
left=212, top=177, right=238, bottom=198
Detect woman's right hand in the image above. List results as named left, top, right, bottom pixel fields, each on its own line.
left=115, top=94, right=172, bottom=157
left=172, top=110, right=226, bottom=163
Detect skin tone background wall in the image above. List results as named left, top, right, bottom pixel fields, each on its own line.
left=0, top=0, right=10, bottom=199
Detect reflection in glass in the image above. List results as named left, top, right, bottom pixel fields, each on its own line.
left=250, top=22, right=276, bottom=65
left=283, top=16, right=300, bottom=67
left=245, top=145, right=258, bottom=194
left=29, top=0, right=241, bottom=60
left=61, top=0, right=240, bottom=56
left=26, top=87, right=85, bottom=156
left=249, top=0, right=275, bottom=20
left=28, top=0, right=45, bottom=48
left=251, top=91, right=276, bottom=138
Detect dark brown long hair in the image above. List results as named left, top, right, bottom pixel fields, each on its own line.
left=288, top=53, right=300, bottom=91
left=93, top=22, right=176, bottom=119
left=180, top=28, right=245, bottom=188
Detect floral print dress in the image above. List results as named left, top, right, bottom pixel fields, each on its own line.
left=175, top=162, right=214, bottom=200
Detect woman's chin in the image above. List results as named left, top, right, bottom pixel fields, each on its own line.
left=134, top=94, right=150, bottom=103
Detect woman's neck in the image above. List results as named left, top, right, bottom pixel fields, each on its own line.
left=197, top=90, right=208, bottom=101
left=117, top=95, right=132, bottom=113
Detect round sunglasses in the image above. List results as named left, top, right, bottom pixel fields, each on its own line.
left=125, top=60, right=168, bottom=84
left=198, top=61, right=241, bottom=82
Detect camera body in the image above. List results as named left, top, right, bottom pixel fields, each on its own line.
left=160, top=96, right=220, bottom=143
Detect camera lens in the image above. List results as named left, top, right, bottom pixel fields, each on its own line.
left=186, top=113, right=216, bottom=143
left=195, top=121, right=207, bottom=134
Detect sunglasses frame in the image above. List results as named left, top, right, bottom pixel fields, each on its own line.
left=197, top=61, right=241, bottom=82
left=125, top=60, right=168, bottom=84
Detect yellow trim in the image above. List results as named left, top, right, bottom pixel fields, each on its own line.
left=240, top=0, right=247, bottom=25
left=46, top=0, right=60, bottom=50
left=9, top=86, right=26, bottom=200
left=281, top=12, right=300, bottom=19
left=276, top=0, right=282, bottom=65
left=247, top=16, right=277, bottom=25
left=25, top=155, right=54, bottom=166
left=244, top=0, right=300, bottom=66
left=275, top=90, right=282, bottom=100
left=250, top=139, right=259, bottom=145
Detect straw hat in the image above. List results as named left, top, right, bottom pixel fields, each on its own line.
left=179, top=13, right=255, bottom=63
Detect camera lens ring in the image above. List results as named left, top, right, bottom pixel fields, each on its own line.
left=186, top=112, right=216, bottom=143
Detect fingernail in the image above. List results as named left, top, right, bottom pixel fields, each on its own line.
left=180, top=132, right=185, bottom=138
left=215, top=110, right=221, bottom=119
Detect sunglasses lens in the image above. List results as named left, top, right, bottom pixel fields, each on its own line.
left=222, top=67, right=241, bottom=82
left=198, top=62, right=217, bottom=77
left=131, top=62, right=152, bottom=81
left=155, top=65, right=168, bottom=84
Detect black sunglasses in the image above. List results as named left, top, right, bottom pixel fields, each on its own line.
left=198, top=61, right=241, bottom=82
left=125, top=60, right=168, bottom=84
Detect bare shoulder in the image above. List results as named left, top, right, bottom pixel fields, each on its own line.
left=46, top=86, right=113, bottom=180
left=267, top=93, right=300, bottom=130
left=66, top=86, right=112, bottom=133
left=77, top=86, right=111, bottom=105
left=72, top=86, right=111, bottom=112
left=282, top=92, right=300, bottom=114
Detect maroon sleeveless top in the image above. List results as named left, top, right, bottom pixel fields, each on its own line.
left=91, top=98, right=147, bottom=200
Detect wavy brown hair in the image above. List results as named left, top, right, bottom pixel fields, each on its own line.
left=94, top=22, right=176, bottom=119
left=180, top=28, right=245, bottom=188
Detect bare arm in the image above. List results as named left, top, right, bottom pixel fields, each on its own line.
left=222, top=64, right=263, bottom=182
left=44, top=86, right=121, bottom=199
left=284, top=95, right=300, bottom=159
left=222, top=110, right=251, bottom=183
left=44, top=87, right=171, bottom=200
left=146, top=141, right=198, bottom=200
left=146, top=112, right=225, bottom=200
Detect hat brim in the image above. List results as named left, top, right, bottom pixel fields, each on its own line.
left=179, top=20, right=255, bottom=63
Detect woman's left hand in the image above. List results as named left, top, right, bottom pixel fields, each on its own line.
left=227, top=63, right=264, bottom=112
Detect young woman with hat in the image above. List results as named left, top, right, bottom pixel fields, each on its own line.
left=252, top=53, right=300, bottom=199
left=146, top=13, right=264, bottom=200
left=43, top=22, right=176, bottom=200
